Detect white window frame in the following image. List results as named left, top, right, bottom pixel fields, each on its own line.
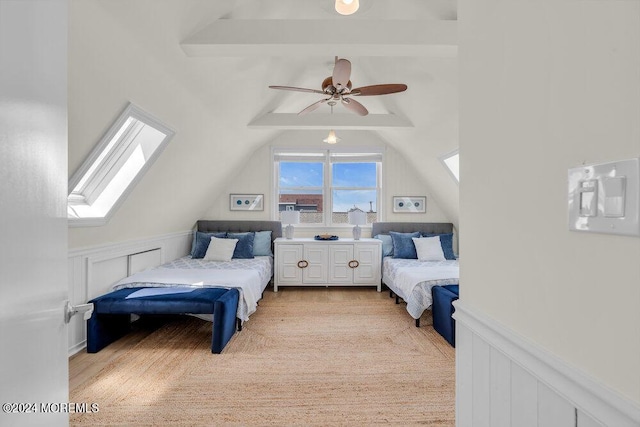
left=439, top=148, right=459, bottom=184
left=273, top=148, right=383, bottom=227
left=68, top=103, right=175, bottom=227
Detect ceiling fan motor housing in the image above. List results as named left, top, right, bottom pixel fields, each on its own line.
left=322, top=77, right=352, bottom=94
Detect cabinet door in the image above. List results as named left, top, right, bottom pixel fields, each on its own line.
left=276, top=244, right=304, bottom=284
left=329, top=245, right=354, bottom=283
left=303, top=244, right=328, bottom=283
left=353, top=244, right=381, bottom=283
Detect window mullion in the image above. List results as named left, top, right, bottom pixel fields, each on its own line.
left=325, top=152, right=332, bottom=226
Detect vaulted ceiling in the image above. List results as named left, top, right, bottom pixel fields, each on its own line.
left=68, top=0, right=459, bottom=247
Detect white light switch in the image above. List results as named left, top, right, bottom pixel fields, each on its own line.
left=579, top=180, right=598, bottom=217
left=603, top=177, right=625, bottom=217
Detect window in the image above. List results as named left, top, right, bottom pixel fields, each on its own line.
left=274, top=149, right=382, bottom=226
left=68, top=103, right=174, bottom=226
left=440, top=149, right=459, bottom=183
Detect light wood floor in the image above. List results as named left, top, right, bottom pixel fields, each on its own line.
left=69, top=286, right=455, bottom=426
left=70, top=286, right=414, bottom=385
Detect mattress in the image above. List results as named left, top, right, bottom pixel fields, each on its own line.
left=382, top=257, right=459, bottom=320
left=112, top=256, right=273, bottom=322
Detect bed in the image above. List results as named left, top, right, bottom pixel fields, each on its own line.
left=87, top=220, right=282, bottom=353
left=372, top=222, right=459, bottom=327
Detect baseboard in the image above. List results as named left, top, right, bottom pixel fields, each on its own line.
left=68, top=340, right=86, bottom=357
left=453, top=300, right=640, bottom=427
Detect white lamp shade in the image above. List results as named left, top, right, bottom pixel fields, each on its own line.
left=348, top=210, right=367, bottom=226
left=281, top=210, right=300, bottom=225
left=335, top=0, right=359, bottom=15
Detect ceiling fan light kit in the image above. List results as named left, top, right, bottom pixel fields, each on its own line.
left=323, top=130, right=340, bottom=144
left=269, top=57, right=407, bottom=117
left=335, top=0, right=359, bottom=15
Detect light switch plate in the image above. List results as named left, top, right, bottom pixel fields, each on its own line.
left=568, top=158, right=639, bottom=236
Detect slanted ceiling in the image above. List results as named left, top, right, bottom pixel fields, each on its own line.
left=68, top=0, right=459, bottom=249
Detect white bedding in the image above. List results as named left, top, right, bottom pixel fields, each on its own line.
left=112, top=256, right=273, bottom=322
left=382, top=257, right=459, bottom=320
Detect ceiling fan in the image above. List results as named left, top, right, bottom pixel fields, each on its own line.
left=269, top=57, right=407, bottom=116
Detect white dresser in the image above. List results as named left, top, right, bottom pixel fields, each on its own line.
left=274, top=238, right=382, bottom=292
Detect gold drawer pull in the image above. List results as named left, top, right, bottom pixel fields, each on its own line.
left=348, top=260, right=359, bottom=269
left=297, top=260, right=309, bottom=269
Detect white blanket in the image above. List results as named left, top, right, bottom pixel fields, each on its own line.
left=393, top=263, right=460, bottom=302
left=112, top=268, right=262, bottom=321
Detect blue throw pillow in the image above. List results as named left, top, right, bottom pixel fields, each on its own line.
left=390, top=231, right=421, bottom=259
left=374, top=234, right=394, bottom=257
left=422, top=232, right=456, bottom=260
left=227, top=232, right=255, bottom=259
left=191, top=231, right=226, bottom=259
left=252, top=230, right=272, bottom=256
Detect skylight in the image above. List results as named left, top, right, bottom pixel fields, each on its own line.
left=68, top=103, right=174, bottom=226
left=440, top=149, right=459, bottom=183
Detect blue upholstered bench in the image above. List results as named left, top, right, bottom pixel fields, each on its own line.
left=431, top=284, right=459, bottom=347
left=87, top=287, right=240, bottom=354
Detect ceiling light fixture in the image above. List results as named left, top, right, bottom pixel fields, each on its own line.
left=323, top=101, right=341, bottom=144
left=323, top=129, right=340, bottom=144
left=335, top=0, right=359, bottom=15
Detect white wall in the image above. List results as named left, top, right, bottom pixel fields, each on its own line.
left=202, top=129, right=452, bottom=237
left=67, top=0, right=278, bottom=249
left=459, top=0, right=640, bottom=409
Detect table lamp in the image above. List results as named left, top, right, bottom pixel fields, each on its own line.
left=348, top=208, right=367, bottom=240
left=281, top=210, right=300, bottom=239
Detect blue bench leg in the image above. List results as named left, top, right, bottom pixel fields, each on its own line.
left=211, top=289, right=240, bottom=354
left=431, top=286, right=459, bottom=347
left=87, top=313, right=131, bottom=353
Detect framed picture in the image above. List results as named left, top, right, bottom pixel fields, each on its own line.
left=230, top=194, right=264, bottom=211
left=393, top=196, right=426, bottom=213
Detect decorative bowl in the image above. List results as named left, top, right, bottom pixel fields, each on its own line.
left=314, top=234, right=339, bottom=241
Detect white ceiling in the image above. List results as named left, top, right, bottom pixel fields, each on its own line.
left=68, top=0, right=459, bottom=246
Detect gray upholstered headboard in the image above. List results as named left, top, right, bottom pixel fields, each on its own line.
left=196, top=220, right=282, bottom=242
left=371, top=222, right=454, bottom=236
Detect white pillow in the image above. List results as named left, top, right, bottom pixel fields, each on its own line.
left=203, top=236, right=238, bottom=262
left=412, top=236, right=446, bottom=261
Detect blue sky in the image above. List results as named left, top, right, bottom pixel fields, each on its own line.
left=280, top=162, right=377, bottom=212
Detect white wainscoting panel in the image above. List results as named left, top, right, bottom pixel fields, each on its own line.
left=67, top=231, right=192, bottom=355
left=489, top=347, right=511, bottom=427
left=456, top=322, right=474, bottom=427
left=472, top=333, right=491, bottom=427
left=510, top=364, right=538, bottom=427
left=578, top=410, right=605, bottom=427
left=453, top=300, right=640, bottom=427
left=128, top=248, right=162, bottom=275
left=538, top=382, right=575, bottom=427
left=87, top=256, right=128, bottom=300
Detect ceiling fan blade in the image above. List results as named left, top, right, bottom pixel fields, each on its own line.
left=341, top=97, right=368, bottom=116
left=298, top=98, right=331, bottom=116
left=332, top=59, right=352, bottom=91
left=269, top=85, right=326, bottom=95
left=350, top=84, right=408, bottom=96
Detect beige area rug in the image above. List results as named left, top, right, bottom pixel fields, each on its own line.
left=70, top=288, right=455, bottom=426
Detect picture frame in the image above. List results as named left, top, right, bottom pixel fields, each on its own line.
left=229, top=194, right=264, bottom=211
left=393, top=196, right=426, bottom=213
